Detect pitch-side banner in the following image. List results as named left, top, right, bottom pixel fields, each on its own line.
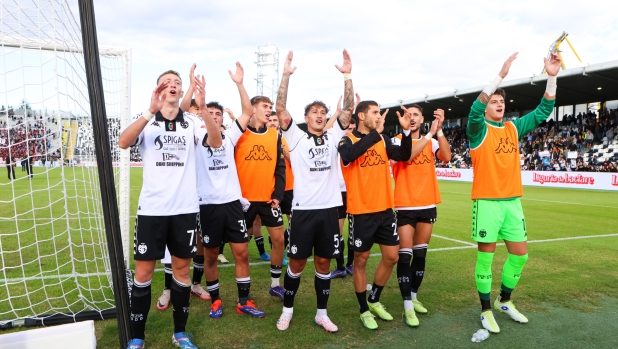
left=436, top=168, right=618, bottom=191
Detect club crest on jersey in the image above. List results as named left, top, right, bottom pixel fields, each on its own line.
left=360, top=149, right=386, bottom=167
left=479, top=229, right=487, bottom=238
left=204, top=235, right=210, bottom=244
left=291, top=245, right=298, bottom=254
left=494, top=137, right=516, bottom=154
left=354, top=239, right=362, bottom=247
left=138, top=243, right=147, bottom=254
left=165, top=120, right=175, bottom=132
left=245, top=145, right=272, bottom=161
left=180, top=121, right=189, bottom=129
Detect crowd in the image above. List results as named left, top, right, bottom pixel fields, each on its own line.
left=433, top=108, right=618, bottom=172
left=0, top=118, right=61, bottom=165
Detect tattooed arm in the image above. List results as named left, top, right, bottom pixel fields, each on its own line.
left=276, top=51, right=297, bottom=131
left=335, top=49, right=353, bottom=128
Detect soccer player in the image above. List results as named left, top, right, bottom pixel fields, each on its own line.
left=467, top=52, right=560, bottom=333
left=391, top=105, right=451, bottom=326
left=195, top=62, right=265, bottom=318
left=119, top=68, right=220, bottom=349
left=5, top=153, right=16, bottom=180
left=273, top=49, right=352, bottom=332
left=338, top=88, right=412, bottom=330
left=235, top=89, right=286, bottom=301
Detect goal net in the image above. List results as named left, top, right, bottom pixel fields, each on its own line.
left=0, top=0, right=131, bottom=328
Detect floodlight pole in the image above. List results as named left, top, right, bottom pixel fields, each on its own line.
left=78, top=0, right=132, bottom=347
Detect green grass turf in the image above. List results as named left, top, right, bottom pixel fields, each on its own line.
left=2, top=168, right=618, bottom=348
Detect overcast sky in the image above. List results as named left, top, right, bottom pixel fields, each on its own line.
left=88, top=0, right=618, bottom=124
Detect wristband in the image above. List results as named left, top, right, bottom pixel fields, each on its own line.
left=343, top=73, right=352, bottom=81
left=545, top=75, right=557, bottom=97
left=482, top=75, right=503, bottom=99
left=425, top=132, right=433, bottom=140
left=142, top=110, right=154, bottom=121
left=437, top=130, right=444, bottom=137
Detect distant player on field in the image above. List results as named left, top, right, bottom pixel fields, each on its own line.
left=338, top=70, right=412, bottom=330
left=273, top=49, right=353, bottom=332
left=467, top=52, right=560, bottom=333
left=119, top=68, right=220, bottom=349
left=391, top=105, right=451, bottom=326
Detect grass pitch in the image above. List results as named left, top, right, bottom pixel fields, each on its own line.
left=2, top=168, right=618, bottom=348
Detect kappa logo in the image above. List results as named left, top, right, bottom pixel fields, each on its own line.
left=409, top=152, right=431, bottom=165
left=334, top=249, right=340, bottom=255
left=291, top=245, right=298, bottom=254
left=152, top=120, right=160, bottom=127
left=191, top=246, right=197, bottom=253
left=494, top=137, right=517, bottom=154
left=354, top=239, right=362, bottom=247
left=138, top=243, right=147, bottom=254
left=360, top=149, right=386, bottom=167
left=245, top=145, right=272, bottom=160
left=162, top=153, right=180, bottom=161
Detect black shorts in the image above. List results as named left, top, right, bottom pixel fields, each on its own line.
left=199, top=201, right=249, bottom=248
left=287, top=208, right=340, bottom=259
left=396, top=207, right=437, bottom=228
left=337, top=192, right=347, bottom=219
left=245, top=202, right=283, bottom=227
left=348, top=209, right=399, bottom=252
left=133, top=213, right=198, bottom=260
left=280, top=190, right=294, bottom=215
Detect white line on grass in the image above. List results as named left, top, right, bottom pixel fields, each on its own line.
left=432, top=234, right=476, bottom=246
left=3, top=233, right=617, bottom=283
left=442, top=191, right=618, bottom=209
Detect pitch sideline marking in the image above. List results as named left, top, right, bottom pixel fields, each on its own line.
left=442, top=191, right=618, bottom=209
left=432, top=234, right=476, bottom=246
left=3, top=233, right=616, bottom=283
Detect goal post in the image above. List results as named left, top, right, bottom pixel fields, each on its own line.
left=0, top=0, right=132, bottom=342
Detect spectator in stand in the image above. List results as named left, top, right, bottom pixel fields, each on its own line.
left=607, top=126, right=615, bottom=141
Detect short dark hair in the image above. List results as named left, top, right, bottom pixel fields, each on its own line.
left=206, top=101, right=224, bottom=113
left=304, top=101, right=329, bottom=116
left=408, top=104, right=423, bottom=114
left=356, top=100, right=379, bottom=116
left=190, top=99, right=198, bottom=109
left=349, top=118, right=356, bottom=125
left=250, top=96, right=273, bottom=106
left=492, top=88, right=506, bottom=100
left=157, top=70, right=181, bottom=84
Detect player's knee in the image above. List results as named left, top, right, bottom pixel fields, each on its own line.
left=508, top=253, right=528, bottom=267
left=384, top=252, right=399, bottom=266
left=354, top=254, right=369, bottom=268
left=233, top=247, right=249, bottom=262
left=205, top=251, right=218, bottom=266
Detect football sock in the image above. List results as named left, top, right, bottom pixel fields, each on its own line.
left=476, top=251, right=494, bottom=310
left=368, top=283, right=384, bottom=304
left=270, top=265, right=282, bottom=287
left=170, top=276, right=190, bottom=334
left=219, top=243, right=225, bottom=255
left=206, top=279, right=220, bottom=302
left=500, top=253, right=528, bottom=302
left=130, top=278, right=151, bottom=340
left=356, top=291, right=369, bottom=313
left=335, top=234, right=346, bottom=270
left=163, top=264, right=172, bottom=290
left=255, top=236, right=266, bottom=255
left=315, top=271, right=331, bottom=310
left=346, top=240, right=355, bottom=267
left=411, top=244, right=428, bottom=293
left=397, top=248, right=413, bottom=301
left=283, top=268, right=301, bottom=308
left=192, top=255, right=204, bottom=285
left=236, top=277, right=251, bottom=305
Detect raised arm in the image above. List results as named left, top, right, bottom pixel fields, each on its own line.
left=194, top=74, right=222, bottom=148
left=180, top=63, right=196, bottom=112
left=467, top=53, right=518, bottom=145
left=228, top=62, right=252, bottom=130
left=335, top=49, right=353, bottom=127
left=276, top=51, right=297, bottom=130
left=118, top=81, right=168, bottom=149
left=512, top=52, right=560, bottom=137
left=434, top=109, right=452, bottom=162
left=324, top=96, right=342, bottom=130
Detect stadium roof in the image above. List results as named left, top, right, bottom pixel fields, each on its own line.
left=380, top=59, right=618, bottom=126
